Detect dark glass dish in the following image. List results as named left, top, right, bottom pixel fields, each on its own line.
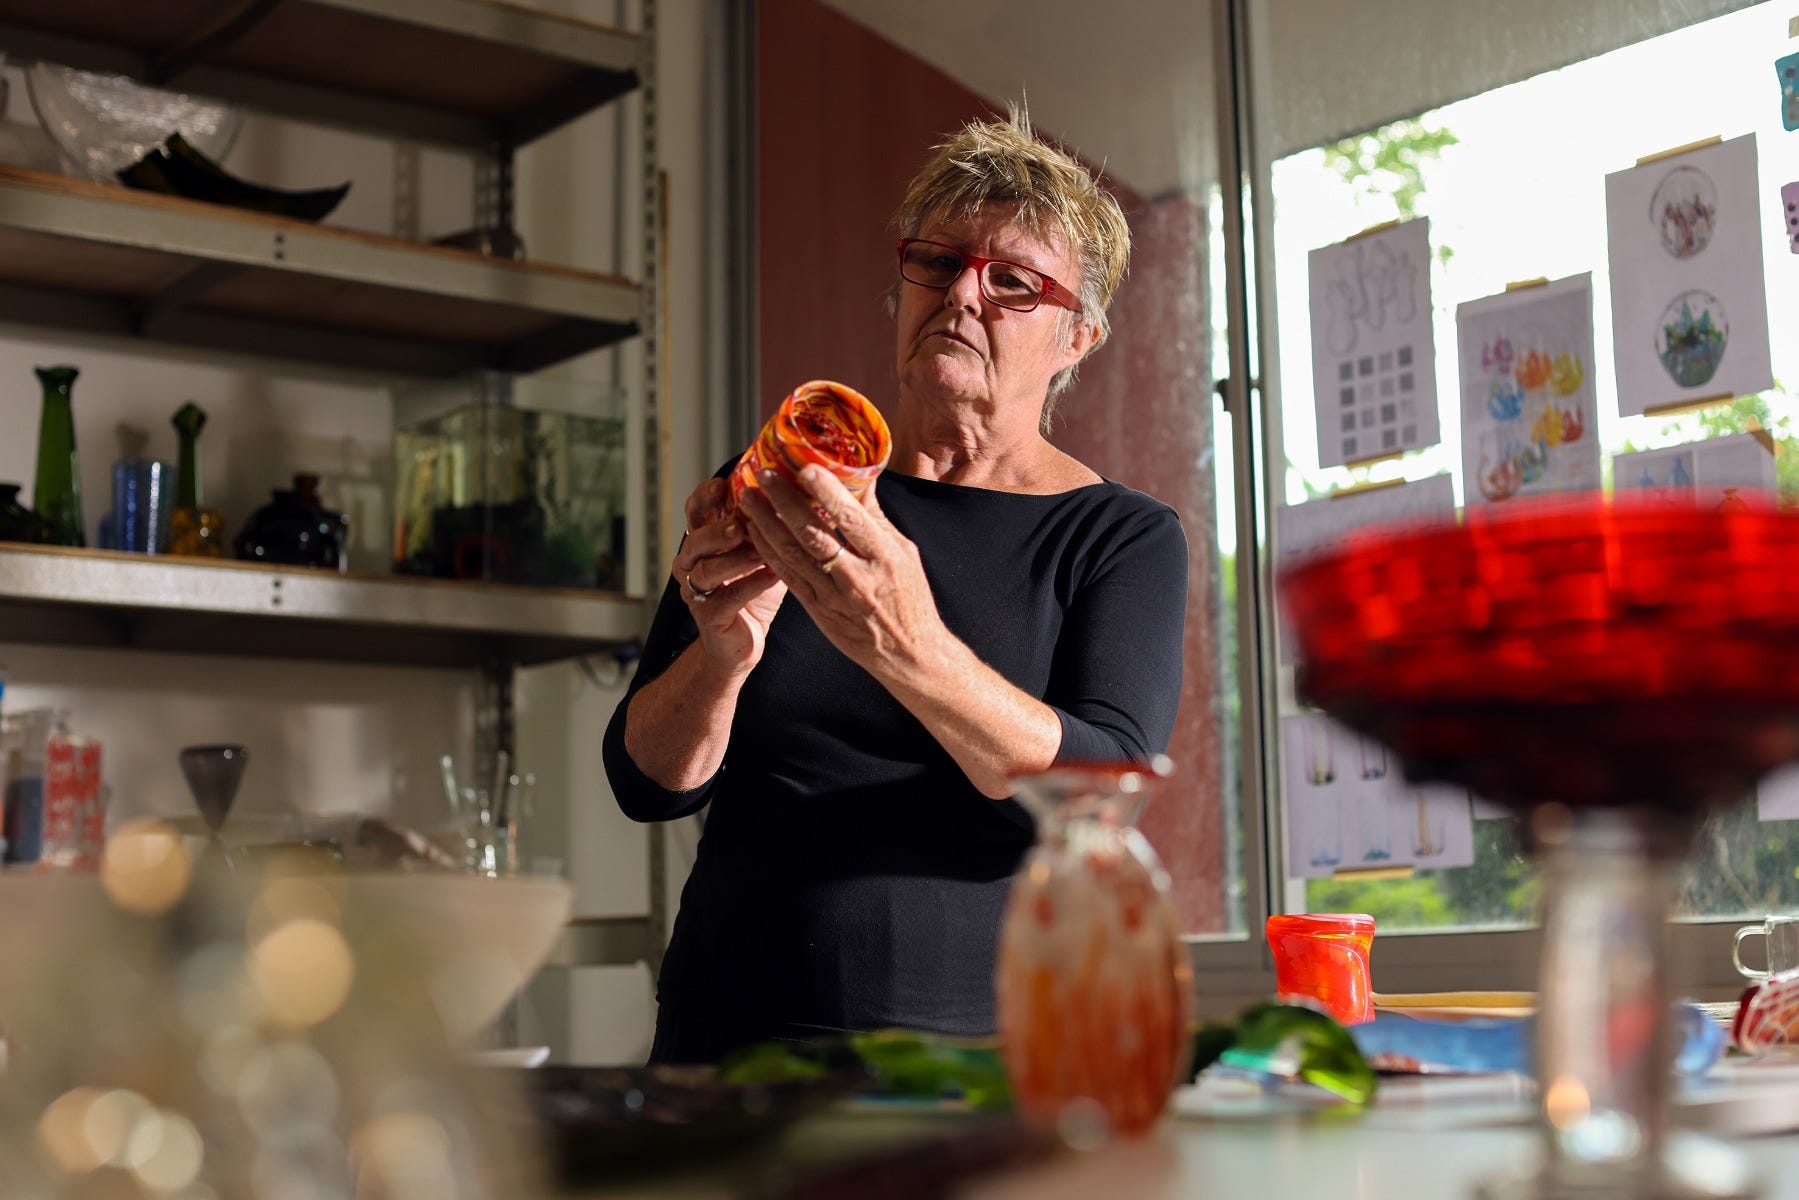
left=118, top=133, right=349, bottom=222
left=514, top=1064, right=861, bottom=1184
left=0, top=483, right=53, bottom=545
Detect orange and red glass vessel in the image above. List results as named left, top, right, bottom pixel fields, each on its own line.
left=729, top=380, right=890, bottom=512
left=1265, top=913, right=1374, bottom=1025
left=996, top=760, right=1193, bottom=1140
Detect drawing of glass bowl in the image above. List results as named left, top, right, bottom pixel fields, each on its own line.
left=1486, top=378, right=1524, bottom=422
left=25, top=63, right=241, bottom=181
left=1650, top=165, right=1719, bottom=259
left=1654, top=289, right=1729, bottom=389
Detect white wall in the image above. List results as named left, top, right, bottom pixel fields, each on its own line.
left=0, top=0, right=734, bottom=1063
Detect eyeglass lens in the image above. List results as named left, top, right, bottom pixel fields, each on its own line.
left=900, top=241, right=1046, bottom=310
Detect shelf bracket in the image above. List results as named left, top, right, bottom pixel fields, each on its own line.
left=505, top=69, right=641, bottom=150
left=150, top=0, right=288, bottom=87
left=131, top=260, right=246, bottom=338
left=473, top=146, right=517, bottom=236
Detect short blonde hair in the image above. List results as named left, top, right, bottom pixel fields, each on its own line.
left=889, top=105, right=1131, bottom=418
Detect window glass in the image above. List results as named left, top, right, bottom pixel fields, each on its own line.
left=1254, top=0, right=1799, bottom=927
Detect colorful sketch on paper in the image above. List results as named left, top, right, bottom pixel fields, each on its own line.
left=1782, top=181, right=1799, bottom=253
left=1615, top=432, right=1777, bottom=512
left=1629, top=449, right=1696, bottom=501
left=1604, top=134, right=1772, bottom=415
left=1457, top=274, right=1601, bottom=506
left=1306, top=218, right=1441, bottom=468
left=1649, top=166, right=1719, bottom=259
left=1777, top=51, right=1799, bottom=132
left=1654, top=290, right=1729, bottom=388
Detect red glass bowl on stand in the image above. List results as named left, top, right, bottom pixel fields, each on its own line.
left=1279, top=496, right=1799, bottom=1200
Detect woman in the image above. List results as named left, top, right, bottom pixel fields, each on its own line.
left=603, top=109, right=1189, bottom=1063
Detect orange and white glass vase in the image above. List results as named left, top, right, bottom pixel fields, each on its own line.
left=997, top=760, right=1194, bottom=1140
left=729, top=380, right=890, bottom=514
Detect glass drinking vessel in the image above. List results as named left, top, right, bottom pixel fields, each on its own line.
left=1266, top=913, right=1375, bottom=1025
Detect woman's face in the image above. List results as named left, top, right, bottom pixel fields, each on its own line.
left=895, top=204, right=1097, bottom=421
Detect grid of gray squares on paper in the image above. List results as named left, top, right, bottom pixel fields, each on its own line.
left=1334, top=343, right=1419, bottom=462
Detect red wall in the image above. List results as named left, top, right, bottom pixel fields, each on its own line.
left=754, top=0, right=998, bottom=407
left=756, top=0, right=1228, bottom=931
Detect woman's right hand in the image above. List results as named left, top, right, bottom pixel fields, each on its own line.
left=675, top=476, right=788, bottom=673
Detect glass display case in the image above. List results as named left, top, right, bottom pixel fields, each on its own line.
left=393, top=372, right=628, bottom=592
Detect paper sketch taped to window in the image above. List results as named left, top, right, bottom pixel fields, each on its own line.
left=1456, top=274, right=1601, bottom=506
left=1281, top=713, right=1474, bottom=878
left=1758, top=763, right=1799, bottom=822
left=1605, top=134, right=1773, bottom=415
left=1273, top=474, right=1455, bottom=663
left=1308, top=218, right=1442, bottom=468
left=1615, top=431, right=1777, bottom=511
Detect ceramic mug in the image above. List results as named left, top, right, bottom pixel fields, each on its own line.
left=1733, top=914, right=1799, bottom=979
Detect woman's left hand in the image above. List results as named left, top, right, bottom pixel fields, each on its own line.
left=737, top=466, right=949, bottom=679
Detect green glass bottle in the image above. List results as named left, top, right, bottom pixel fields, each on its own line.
left=32, top=366, right=83, bottom=548
left=168, top=402, right=225, bottom=558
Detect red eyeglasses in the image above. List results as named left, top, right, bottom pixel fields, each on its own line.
left=895, top=238, right=1084, bottom=314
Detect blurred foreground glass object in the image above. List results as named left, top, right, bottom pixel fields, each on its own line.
left=996, top=759, right=1193, bottom=1141
left=1279, top=497, right=1799, bottom=1200
left=0, top=826, right=570, bottom=1199
left=178, top=744, right=247, bottom=856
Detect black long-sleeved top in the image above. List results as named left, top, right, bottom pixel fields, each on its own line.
left=602, top=469, right=1188, bottom=1063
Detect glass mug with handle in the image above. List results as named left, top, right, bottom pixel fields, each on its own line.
left=1733, top=913, right=1799, bottom=979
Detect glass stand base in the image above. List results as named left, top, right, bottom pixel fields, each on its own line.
left=1476, top=1134, right=1759, bottom=1200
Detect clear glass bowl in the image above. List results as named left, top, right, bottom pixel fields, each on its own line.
left=24, top=63, right=241, bottom=180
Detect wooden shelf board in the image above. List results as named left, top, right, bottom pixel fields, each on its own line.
left=0, top=0, right=643, bottom=148
left=0, top=165, right=642, bottom=376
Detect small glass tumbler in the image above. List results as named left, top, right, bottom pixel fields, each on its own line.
left=1265, top=912, right=1375, bottom=1025
left=728, top=380, right=890, bottom=514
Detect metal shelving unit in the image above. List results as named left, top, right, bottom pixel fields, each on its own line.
left=0, top=0, right=665, bottom=969
left=0, top=164, right=643, bottom=376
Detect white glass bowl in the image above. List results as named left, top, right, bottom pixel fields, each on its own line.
left=25, top=63, right=241, bottom=180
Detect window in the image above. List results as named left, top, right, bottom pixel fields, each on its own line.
left=1242, top=0, right=1793, bottom=981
